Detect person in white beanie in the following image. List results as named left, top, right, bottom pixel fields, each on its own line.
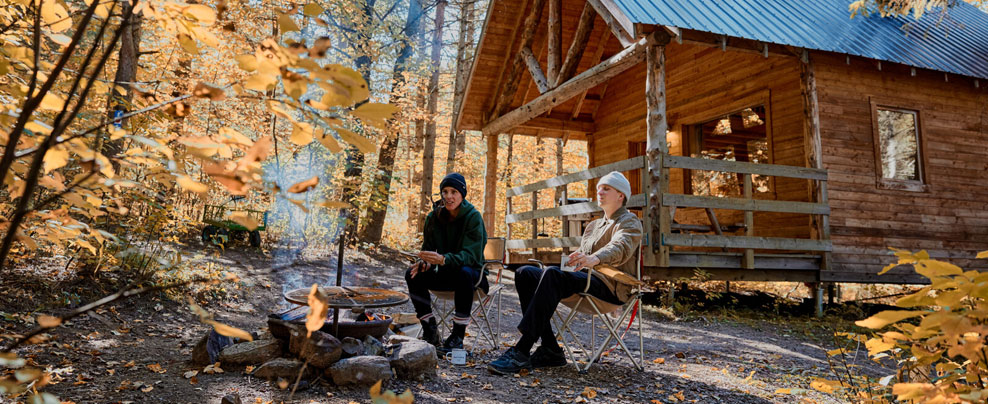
left=489, top=171, right=643, bottom=374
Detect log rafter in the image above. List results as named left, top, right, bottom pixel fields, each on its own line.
left=483, top=33, right=662, bottom=137
left=490, top=0, right=547, bottom=120
left=555, top=2, right=596, bottom=88
left=521, top=46, right=549, bottom=93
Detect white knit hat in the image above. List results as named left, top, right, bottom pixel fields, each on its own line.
left=598, top=171, right=632, bottom=203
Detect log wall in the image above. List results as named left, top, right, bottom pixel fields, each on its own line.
left=813, top=52, right=988, bottom=283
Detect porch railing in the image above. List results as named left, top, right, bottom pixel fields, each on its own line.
left=503, top=155, right=832, bottom=270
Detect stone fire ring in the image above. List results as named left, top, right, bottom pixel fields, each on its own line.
left=283, top=286, right=409, bottom=309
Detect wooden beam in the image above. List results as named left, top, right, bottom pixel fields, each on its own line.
left=520, top=46, right=549, bottom=94
left=483, top=33, right=656, bottom=137
left=547, top=0, right=561, bottom=86
left=485, top=0, right=532, bottom=123
left=570, top=28, right=609, bottom=119
left=506, top=193, right=646, bottom=223
left=586, top=0, right=634, bottom=47
left=490, top=0, right=547, bottom=120
left=556, top=4, right=595, bottom=88
left=662, top=194, right=831, bottom=215
left=663, top=154, right=828, bottom=180
left=483, top=133, right=500, bottom=231
left=507, top=156, right=644, bottom=196
left=662, top=234, right=833, bottom=252
left=518, top=116, right=595, bottom=133
left=645, top=36, right=670, bottom=265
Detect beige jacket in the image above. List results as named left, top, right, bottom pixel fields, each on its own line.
left=578, top=206, right=643, bottom=303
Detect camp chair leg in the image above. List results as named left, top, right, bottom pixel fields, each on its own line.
left=585, top=299, right=643, bottom=371
left=555, top=299, right=592, bottom=372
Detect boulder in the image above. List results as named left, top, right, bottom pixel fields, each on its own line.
left=340, top=337, right=363, bottom=358
left=221, top=393, right=242, bottom=404
left=388, top=340, right=437, bottom=379
left=326, top=355, right=393, bottom=386
left=252, top=358, right=311, bottom=381
left=299, top=331, right=342, bottom=368
left=387, top=335, right=419, bottom=345
left=363, top=335, right=385, bottom=356
left=288, top=325, right=309, bottom=355
left=218, top=339, right=281, bottom=366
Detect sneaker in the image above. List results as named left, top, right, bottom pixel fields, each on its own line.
left=440, top=334, right=464, bottom=354
left=487, top=347, right=532, bottom=375
left=530, top=345, right=567, bottom=368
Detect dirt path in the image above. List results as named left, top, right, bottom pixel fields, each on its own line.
left=1, top=247, right=865, bottom=404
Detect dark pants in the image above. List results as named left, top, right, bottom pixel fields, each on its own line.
left=405, top=265, right=489, bottom=325
left=515, top=265, right=622, bottom=340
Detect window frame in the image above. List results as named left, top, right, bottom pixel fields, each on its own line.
left=683, top=104, right=774, bottom=197
left=869, top=98, right=929, bottom=193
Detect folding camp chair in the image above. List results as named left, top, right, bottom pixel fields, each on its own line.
left=430, top=237, right=506, bottom=350
left=540, top=243, right=645, bottom=373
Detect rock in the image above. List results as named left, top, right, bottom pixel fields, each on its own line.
left=191, top=330, right=233, bottom=365
left=340, top=337, right=363, bottom=358
left=388, top=340, right=437, bottom=379
left=363, top=335, right=384, bottom=356
left=221, top=393, right=242, bottom=404
left=300, top=331, right=342, bottom=368
left=387, top=335, right=419, bottom=345
left=326, top=355, right=392, bottom=386
left=252, top=358, right=310, bottom=381
left=288, top=325, right=309, bottom=355
left=218, top=339, right=281, bottom=366
left=267, top=314, right=299, bottom=340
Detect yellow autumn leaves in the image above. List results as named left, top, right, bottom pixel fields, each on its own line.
left=825, top=248, right=988, bottom=403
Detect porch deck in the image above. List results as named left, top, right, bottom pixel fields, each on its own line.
left=502, top=155, right=832, bottom=282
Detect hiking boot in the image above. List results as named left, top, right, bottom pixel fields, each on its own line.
left=421, top=319, right=441, bottom=348
left=440, top=334, right=464, bottom=354
left=487, top=347, right=532, bottom=375
left=530, top=345, right=567, bottom=368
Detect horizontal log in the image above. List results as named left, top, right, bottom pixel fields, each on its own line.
left=506, top=237, right=582, bottom=249
left=661, top=233, right=833, bottom=251
left=506, top=193, right=646, bottom=223
left=507, top=156, right=645, bottom=196
left=518, top=116, right=594, bottom=133
left=483, top=34, right=653, bottom=137
left=667, top=252, right=820, bottom=270
left=663, top=194, right=831, bottom=215
left=663, top=155, right=828, bottom=180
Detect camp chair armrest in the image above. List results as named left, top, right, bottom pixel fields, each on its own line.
left=582, top=267, right=594, bottom=293
left=528, top=259, right=545, bottom=270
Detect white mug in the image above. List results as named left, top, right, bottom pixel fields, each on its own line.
left=445, top=348, right=467, bottom=365
left=560, top=254, right=576, bottom=272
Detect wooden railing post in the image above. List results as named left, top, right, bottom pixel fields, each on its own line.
left=531, top=189, right=539, bottom=257
left=646, top=34, right=671, bottom=267
left=743, top=174, right=754, bottom=269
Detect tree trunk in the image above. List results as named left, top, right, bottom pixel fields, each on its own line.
left=444, top=0, right=476, bottom=174
left=340, top=0, right=378, bottom=244
left=359, top=0, right=424, bottom=243
left=418, top=0, right=447, bottom=228
left=101, top=3, right=143, bottom=161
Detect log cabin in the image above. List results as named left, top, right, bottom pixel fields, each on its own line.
left=454, top=0, right=988, bottom=301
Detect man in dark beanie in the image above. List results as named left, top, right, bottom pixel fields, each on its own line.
left=406, top=172, right=488, bottom=353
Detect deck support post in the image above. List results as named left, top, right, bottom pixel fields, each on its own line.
left=484, top=133, right=500, bottom=232
left=645, top=33, right=671, bottom=267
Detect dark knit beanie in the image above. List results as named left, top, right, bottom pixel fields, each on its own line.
left=439, top=172, right=468, bottom=198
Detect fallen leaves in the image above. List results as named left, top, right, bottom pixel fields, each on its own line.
left=146, top=363, right=166, bottom=374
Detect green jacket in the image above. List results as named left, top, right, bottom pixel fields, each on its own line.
left=422, top=199, right=488, bottom=272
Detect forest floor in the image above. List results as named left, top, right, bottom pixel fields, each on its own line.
left=0, top=242, right=889, bottom=404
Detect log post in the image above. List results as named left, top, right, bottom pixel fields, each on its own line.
left=645, top=34, right=671, bottom=267
left=800, top=50, right=831, bottom=276
left=743, top=174, right=754, bottom=269
left=547, top=0, right=561, bottom=86
left=520, top=47, right=549, bottom=94
left=483, top=34, right=651, bottom=137
left=484, top=133, right=500, bottom=232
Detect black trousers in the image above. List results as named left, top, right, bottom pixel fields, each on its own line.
left=514, top=265, right=622, bottom=340
left=405, top=265, right=489, bottom=325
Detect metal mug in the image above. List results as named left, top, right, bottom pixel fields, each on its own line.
left=445, top=348, right=467, bottom=365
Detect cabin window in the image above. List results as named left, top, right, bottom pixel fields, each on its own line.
left=687, top=106, right=770, bottom=197
left=875, top=107, right=922, bottom=183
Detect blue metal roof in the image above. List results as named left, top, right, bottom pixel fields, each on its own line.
left=612, top=0, right=988, bottom=80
